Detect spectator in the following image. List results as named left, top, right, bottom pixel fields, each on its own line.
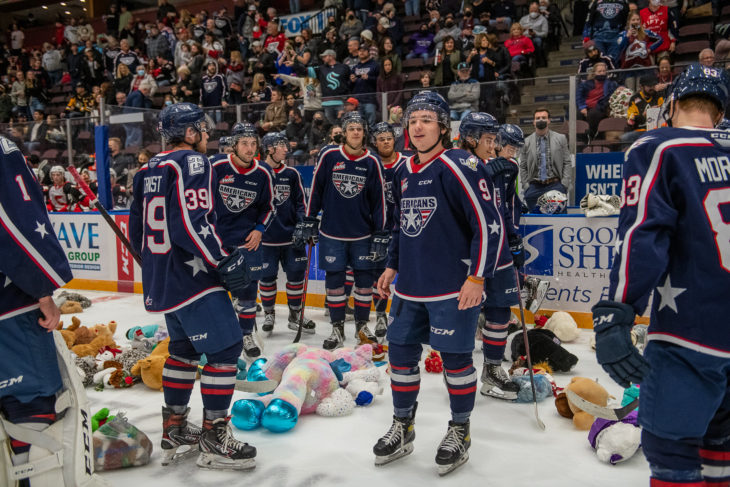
left=127, top=148, right=152, bottom=192
left=276, top=40, right=298, bottom=77
left=200, top=61, right=228, bottom=113
left=153, top=54, right=177, bottom=86
left=119, top=4, right=133, bottom=36
left=114, top=38, right=140, bottom=72
left=301, top=28, right=319, bottom=58
left=655, top=54, right=673, bottom=96
left=343, top=97, right=359, bottom=116
left=434, top=13, right=461, bottom=51
left=80, top=48, right=104, bottom=87
left=202, top=32, right=224, bottom=65
left=157, top=0, right=178, bottom=23
left=577, top=62, right=618, bottom=136
left=123, top=81, right=152, bottom=148
left=108, top=169, right=130, bottom=210
left=407, top=23, right=435, bottom=61
left=308, top=112, right=330, bottom=155
left=114, top=63, right=134, bottom=95
left=435, top=36, right=462, bottom=87
left=640, top=0, right=676, bottom=57
left=104, top=3, right=120, bottom=35
left=461, top=7, right=476, bottom=31
left=26, top=109, right=47, bottom=153
left=11, top=72, right=29, bottom=118
left=41, top=43, right=63, bottom=86
left=320, top=27, right=345, bottom=62
left=45, top=114, right=65, bottom=147
left=621, top=74, right=664, bottom=144
left=447, top=62, right=480, bottom=120
left=130, top=64, right=158, bottom=96
left=248, top=40, right=276, bottom=81
left=577, top=41, right=616, bottom=75
left=291, top=34, right=312, bottom=66
left=10, top=23, right=24, bottom=55
left=0, top=86, right=11, bottom=123
left=344, top=38, right=361, bottom=70
left=284, top=92, right=299, bottom=113
left=340, top=10, right=364, bottom=41
left=25, top=71, right=48, bottom=115
left=285, top=108, right=309, bottom=158
left=275, top=68, right=322, bottom=122
left=213, top=6, right=233, bottom=38
left=618, top=12, right=662, bottom=72
left=108, top=137, right=135, bottom=182
left=67, top=42, right=84, bottom=86
left=491, top=0, right=518, bottom=25
left=519, top=108, right=572, bottom=212
left=699, top=48, right=715, bottom=67
left=582, top=0, right=629, bottom=65
left=259, top=86, right=287, bottom=133
left=264, top=19, right=287, bottom=56
left=103, top=37, right=121, bottom=74
left=379, top=37, right=402, bottom=75
left=174, top=27, right=193, bottom=68
left=115, top=91, right=127, bottom=106
left=65, top=17, right=80, bottom=45
left=65, top=83, right=95, bottom=119
left=351, top=45, right=379, bottom=126
left=360, top=30, right=380, bottom=61
left=326, top=123, right=343, bottom=146
left=247, top=72, right=272, bottom=103
left=382, top=7, right=404, bottom=49
left=419, top=71, right=435, bottom=89
left=505, top=23, right=535, bottom=77
left=377, top=57, right=404, bottom=116
left=317, top=49, right=351, bottom=125
left=225, top=51, right=245, bottom=104
left=520, top=2, right=549, bottom=67
left=146, top=24, right=171, bottom=60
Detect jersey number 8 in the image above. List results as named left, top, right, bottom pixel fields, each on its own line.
left=704, top=188, right=730, bottom=273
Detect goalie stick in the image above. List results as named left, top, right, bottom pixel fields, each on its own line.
left=566, top=390, right=640, bottom=421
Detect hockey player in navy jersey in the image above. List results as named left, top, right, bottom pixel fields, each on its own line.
left=371, top=122, right=408, bottom=339
left=298, top=111, right=387, bottom=350
left=209, top=136, right=233, bottom=164
left=258, top=132, right=316, bottom=335
left=373, top=92, right=503, bottom=475
left=130, top=103, right=257, bottom=470
left=593, top=64, right=730, bottom=487
left=211, top=122, right=275, bottom=358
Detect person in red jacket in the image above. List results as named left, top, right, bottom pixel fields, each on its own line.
left=504, top=23, right=534, bottom=77
left=640, top=0, right=676, bottom=56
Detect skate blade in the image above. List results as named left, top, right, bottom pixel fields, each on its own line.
left=480, top=384, right=517, bottom=401
left=196, top=453, right=256, bottom=471
left=437, top=452, right=469, bottom=476
left=287, top=322, right=316, bottom=334
left=161, top=444, right=199, bottom=466
left=374, top=443, right=414, bottom=466
left=527, top=282, right=551, bottom=314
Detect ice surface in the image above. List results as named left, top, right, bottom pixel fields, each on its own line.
left=65, top=290, right=649, bottom=486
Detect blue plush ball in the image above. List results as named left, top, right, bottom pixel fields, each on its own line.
left=513, top=374, right=553, bottom=403
left=247, top=358, right=268, bottom=382
left=231, top=399, right=265, bottom=431
left=355, top=391, right=373, bottom=406
left=261, top=398, right=298, bottom=433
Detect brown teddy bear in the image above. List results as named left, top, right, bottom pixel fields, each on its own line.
left=58, top=316, right=95, bottom=348
left=72, top=335, right=117, bottom=358
left=554, top=377, right=611, bottom=430
left=130, top=338, right=170, bottom=391
left=60, top=300, right=84, bottom=314
left=89, top=321, right=118, bottom=338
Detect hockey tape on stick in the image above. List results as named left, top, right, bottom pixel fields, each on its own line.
left=234, top=379, right=279, bottom=393
left=566, top=390, right=639, bottom=421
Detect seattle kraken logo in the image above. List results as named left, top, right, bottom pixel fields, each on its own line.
left=332, top=172, right=366, bottom=198
left=274, top=184, right=291, bottom=205
left=400, top=197, right=437, bottom=237
left=219, top=184, right=257, bottom=212
left=326, top=71, right=341, bottom=90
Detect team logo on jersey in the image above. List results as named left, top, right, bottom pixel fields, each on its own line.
left=145, top=296, right=153, bottom=307
left=401, top=178, right=408, bottom=193
left=219, top=184, right=257, bottom=212
left=333, top=162, right=346, bottom=171
left=400, top=197, right=437, bottom=237
left=384, top=181, right=394, bottom=204
left=494, top=187, right=502, bottom=208
left=460, top=156, right=479, bottom=172
left=274, top=184, right=291, bottom=205
left=188, top=155, right=205, bottom=175
left=220, top=175, right=235, bottom=184
left=332, top=173, right=366, bottom=198
left=203, top=80, right=218, bottom=93
left=325, top=256, right=336, bottom=263
left=596, top=3, right=620, bottom=18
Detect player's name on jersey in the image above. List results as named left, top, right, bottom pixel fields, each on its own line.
left=144, top=176, right=163, bottom=194
left=694, top=155, right=730, bottom=184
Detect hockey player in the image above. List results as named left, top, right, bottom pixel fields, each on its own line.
left=0, top=136, right=106, bottom=486
left=211, top=122, right=275, bottom=359
left=258, top=132, right=315, bottom=334
left=297, top=111, right=387, bottom=350
left=370, top=121, right=408, bottom=339
left=373, top=92, right=503, bottom=475
left=592, top=64, right=730, bottom=486
left=209, top=136, right=233, bottom=164
left=130, top=103, right=257, bottom=470
left=47, top=165, right=90, bottom=211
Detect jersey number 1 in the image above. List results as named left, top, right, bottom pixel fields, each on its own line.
left=704, top=188, right=730, bottom=273
left=15, top=175, right=31, bottom=202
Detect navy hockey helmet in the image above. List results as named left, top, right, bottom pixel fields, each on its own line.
left=218, top=136, right=231, bottom=149
left=261, top=132, right=289, bottom=154
left=403, top=90, right=450, bottom=129
left=717, top=118, right=730, bottom=131
left=371, top=122, right=395, bottom=140
left=341, top=111, right=368, bottom=134
left=459, top=112, right=499, bottom=143
left=669, top=64, right=730, bottom=112
left=230, top=122, right=258, bottom=144
left=158, top=102, right=209, bottom=142
left=497, top=124, right=525, bottom=148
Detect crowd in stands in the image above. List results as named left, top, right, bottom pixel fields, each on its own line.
left=3, top=0, right=730, bottom=207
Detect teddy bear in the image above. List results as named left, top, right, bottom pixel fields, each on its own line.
left=130, top=338, right=170, bottom=391
left=89, top=321, right=118, bottom=339
left=59, top=300, right=84, bottom=314
left=72, top=335, right=117, bottom=358
left=543, top=311, right=580, bottom=342
left=232, top=343, right=382, bottom=433
left=505, top=323, right=578, bottom=373
left=554, top=377, right=611, bottom=430
left=509, top=363, right=558, bottom=403
left=58, top=316, right=95, bottom=348
left=588, top=410, right=641, bottom=464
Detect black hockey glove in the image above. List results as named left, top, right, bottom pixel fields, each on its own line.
left=509, top=235, right=525, bottom=268
left=592, top=300, right=649, bottom=388
left=485, top=157, right=518, bottom=180
left=217, top=248, right=250, bottom=294
left=293, top=216, right=319, bottom=249
left=369, top=231, right=390, bottom=263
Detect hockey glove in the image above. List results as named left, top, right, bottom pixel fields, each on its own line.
left=509, top=235, right=525, bottom=268
left=592, top=300, right=649, bottom=388
left=485, top=157, right=518, bottom=180
left=293, top=216, right=319, bottom=249
left=217, top=249, right=250, bottom=294
left=369, top=231, right=391, bottom=263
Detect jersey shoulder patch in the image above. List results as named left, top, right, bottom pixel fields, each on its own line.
left=187, top=154, right=206, bottom=175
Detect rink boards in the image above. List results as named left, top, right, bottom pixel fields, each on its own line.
left=49, top=211, right=649, bottom=328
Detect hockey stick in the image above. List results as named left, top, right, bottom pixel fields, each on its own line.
left=68, top=166, right=142, bottom=266
left=235, top=379, right=279, bottom=394
left=514, top=267, right=546, bottom=431
left=566, top=390, right=639, bottom=421
left=293, top=242, right=314, bottom=343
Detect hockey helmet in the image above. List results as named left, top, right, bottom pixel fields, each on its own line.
left=158, top=102, right=210, bottom=142
left=717, top=118, right=730, bottom=131
left=669, top=64, right=730, bottom=112
left=218, top=136, right=232, bottom=149
left=50, top=165, right=65, bottom=175
left=537, top=190, right=567, bottom=214
left=497, top=124, right=525, bottom=148
left=230, top=122, right=258, bottom=144
left=371, top=122, right=395, bottom=141
left=261, top=132, right=289, bottom=154
left=341, top=111, right=368, bottom=134
left=403, top=90, right=450, bottom=129
left=459, top=112, right=499, bottom=143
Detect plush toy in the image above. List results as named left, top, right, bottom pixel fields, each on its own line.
left=543, top=311, right=580, bottom=342
left=57, top=290, right=92, bottom=308
left=580, top=193, right=621, bottom=217
left=424, top=350, right=443, bottom=373
left=60, top=300, right=84, bottom=314
left=89, top=321, right=118, bottom=339
left=91, top=408, right=115, bottom=432
left=533, top=314, right=549, bottom=328
left=130, top=338, right=170, bottom=391
left=95, top=346, right=123, bottom=370
left=505, top=324, right=578, bottom=372
left=126, top=325, right=164, bottom=351
left=72, top=335, right=117, bottom=358
left=588, top=410, right=641, bottom=464
left=75, top=356, right=98, bottom=387
left=58, top=316, right=95, bottom=348
left=354, top=328, right=386, bottom=361
left=555, top=377, right=611, bottom=430
left=93, top=413, right=153, bottom=471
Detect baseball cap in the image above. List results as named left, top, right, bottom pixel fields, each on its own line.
left=361, top=29, right=373, bottom=40
left=319, top=49, right=336, bottom=58
left=345, top=97, right=359, bottom=107
left=457, top=62, right=469, bottom=71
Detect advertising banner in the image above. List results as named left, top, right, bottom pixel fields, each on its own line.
left=280, top=8, right=337, bottom=37
left=574, top=152, right=624, bottom=203
left=49, top=212, right=115, bottom=280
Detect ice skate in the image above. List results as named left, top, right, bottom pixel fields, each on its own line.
left=480, top=363, right=519, bottom=400
left=374, top=312, right=388, bottom=341
left=161, top=406, right=202, bottom=465
left=323, top=322, right=345, bottom=350
left=356, top=321, right=377, bottom=346
left=287, top=307, right=315, bottom=334
left=197, top=416, right=256, bottom=470
left=373, top=404, right=417, bottom=466
left=345, top=304, right=355, bottom=321
left=261, top=311, right=275, bottom=333
left=435, top=420, right=471, bottom=476
left=242, top=334, right=261, bottom=359
left=523, top=276, right=550, bottom=313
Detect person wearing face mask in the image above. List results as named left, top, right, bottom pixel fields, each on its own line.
left=640, top=0, right=676, bottom=57
left=407, top=23, right=435, bottom=61
left=519, top=2, right=548, bottom=67
left=582, top=0, right=629, bottom=66
left=433, top=13, right=462, bottom=51
left=577, top=62, right=619, bottom=137
left=519, top=108, right=572, bottom=212
left=339, top=10, right=364, bottom=42
left=130, top=63, right=158, bottom=96
left=621, top=74, right=664, bottom=144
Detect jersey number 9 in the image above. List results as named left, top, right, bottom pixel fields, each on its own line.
left=145, top=197, right=171, bottom=254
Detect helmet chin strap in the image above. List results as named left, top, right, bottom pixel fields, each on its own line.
left=345, top=138, right=363, bottom=153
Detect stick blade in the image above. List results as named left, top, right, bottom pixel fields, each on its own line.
left=234, top=379, right=278, bottom=393
left=566, top=390, right=639, bottom=421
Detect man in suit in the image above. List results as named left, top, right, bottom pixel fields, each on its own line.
left=519, top=108, right=572, bottom=212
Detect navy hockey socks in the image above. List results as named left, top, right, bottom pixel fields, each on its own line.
left=353, top=270, right=374, bottom=322
left=326, top=271, right=347, bottom=322
left=344, top=269, right=354, bottom=298
left=200, top=363, right=237, bottom=412
left=701, top=442, right=730, bottom=485
left=162, top=356, right=199, bottom=407
left=259, top=278, right=278, bottom=312
left=441, top=353, right=477, bottom=424
left=236, top=300, right=257, bottom=334
left=643, top=429, right=704, bottom=486
left=286, top=279, right=305, bottom=310
left=388, top=343, right=422, bottom=417
left=0, top=395, right=56, bottom=455
left=481, top=307, right=512, bottom=364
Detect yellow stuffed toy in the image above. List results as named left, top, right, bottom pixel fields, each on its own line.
left=555, top=377, right=611, bottom=430
left=57, top=316, right=95, bottom=348
left=130, top=338, right=170, bottom=391
left=88, top=321, right=118, bottom=339
left=72, top=335, right=117, bottom=358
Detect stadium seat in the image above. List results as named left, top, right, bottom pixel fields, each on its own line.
left=674, top=40, right=711, bottom=61
left=678, top=23, right=712, bottom=40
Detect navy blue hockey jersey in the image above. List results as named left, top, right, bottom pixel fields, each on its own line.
left=382, top=152, right=409, bottom=231
left=200, top=74, right=228, bottom=107
left=609, top=128, right=730, bottom=355
left=307, top=145, right=386, bottom=241
left=130, top=149, right=229, bottom=313
left=262, top=163, right=306, bottom=245
left=212, top=156, right=275, bottom=248
left=487, top=156, right=520, bottom=270
left=0, top=137, right=73, bottom=320
left=387, top=149, right=503, bottom=301
left=209, top=153, right=229, bottom=164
